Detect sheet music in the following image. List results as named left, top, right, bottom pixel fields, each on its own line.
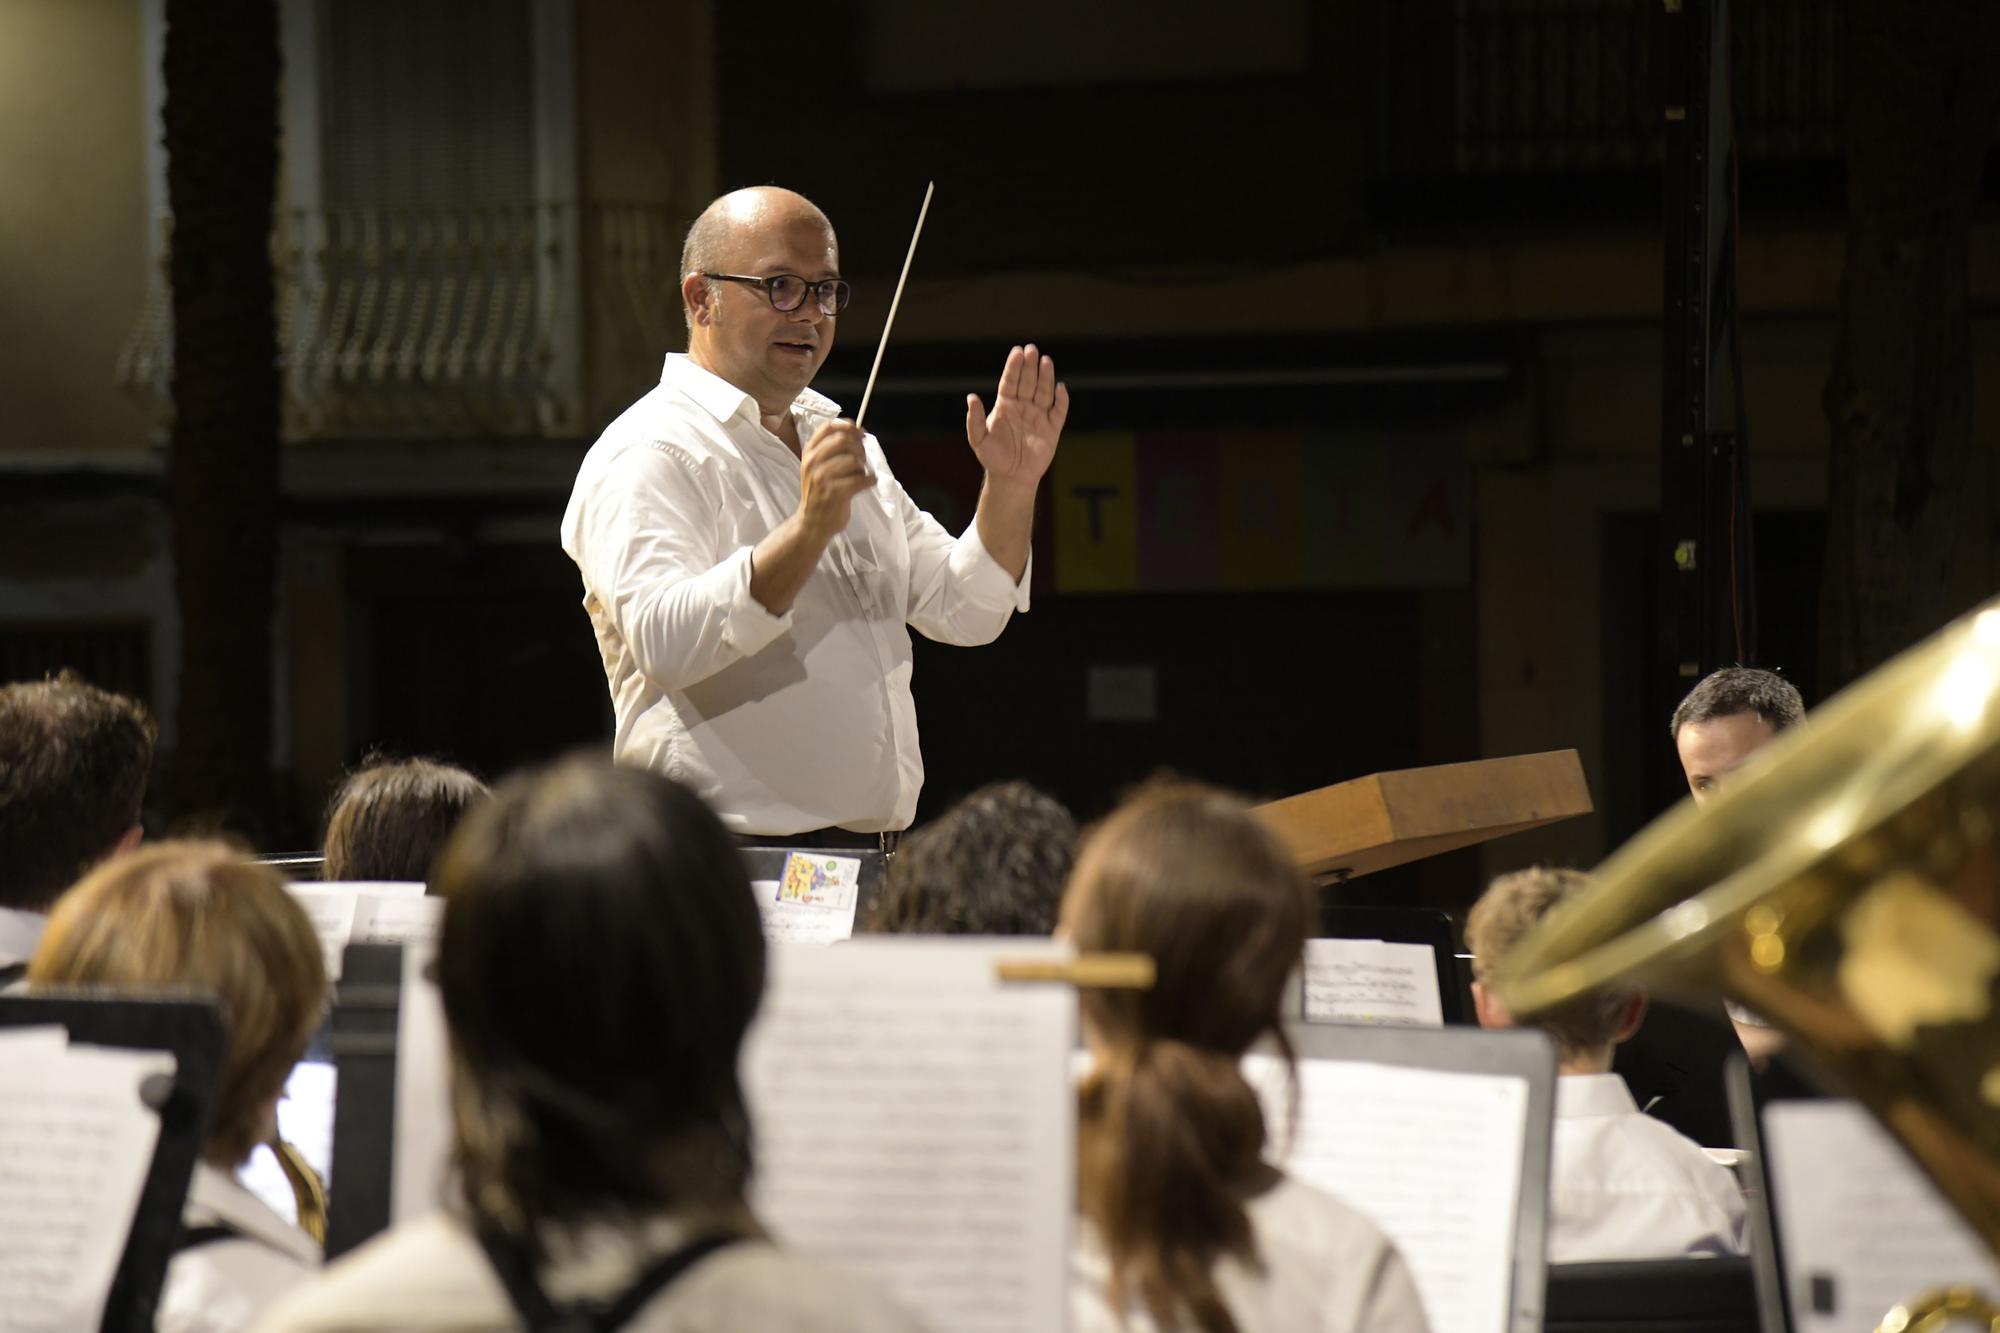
left=1764, top=1100, right=2000, bottom=1333
left=1301, top=939, right=1444, bottom=1026
left=0, top=1034, right=175, bottom=1333
left=1244, top=1053, right=1527, bottom=1333
left=289, top=888, right=360, bottom=981
left=238, top=1060, right=338, bottom=1226
left=751, top=853, right=862, bottom=944
left=390, top=940, right=453, bottom=1223
left=288, top=883, right=431, bottom=978
left=742, top=939, right=1074, bottom=1333
left=353, top=893, right=444, bottom=949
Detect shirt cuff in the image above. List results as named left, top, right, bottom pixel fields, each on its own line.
left=720, top=544, right=793, bottom=655
left=950, top=522, right=1033, bottom=614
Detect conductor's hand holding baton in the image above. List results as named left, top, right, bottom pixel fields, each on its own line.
left=751, top=418, right=874, bottom=616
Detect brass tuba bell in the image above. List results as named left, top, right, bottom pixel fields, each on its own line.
left=1494, top=599, right=2000, bottom=1256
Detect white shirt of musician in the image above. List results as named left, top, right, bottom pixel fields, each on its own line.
left=561, top=354, right=1029, bottom=836
left=158, top=1161, right=321, bottom=1333
left=1547, top=1073, right=1749, bottom=1264
left=0, top=905, right=46, bottom=973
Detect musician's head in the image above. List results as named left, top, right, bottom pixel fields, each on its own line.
left=1466, top=866, right=1643, bottom=1073
left=27, top=840, right=327, bottom=1167
left=1059, top=780, right=1312, bottom=1332
left=322, top=754, right=490, bottom=886
left=680, top=186, right=843, bottom=415
left=431, top=754, right=765, bottom=1241
left=865, top=779, right=1077, bottom=937
left=1670, top=666, right=1805, bottom=806
left=0, top=671, right=155, bottom=915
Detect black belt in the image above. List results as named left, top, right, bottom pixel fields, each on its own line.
left=739, top=829, right=902, bottom=856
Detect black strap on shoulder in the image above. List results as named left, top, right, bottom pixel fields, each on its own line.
left=474, top=1223, right=740, bottom=1333
left=0, top=961, right=27, bottom=989
left=174, top=1222, right=246, bottom=1254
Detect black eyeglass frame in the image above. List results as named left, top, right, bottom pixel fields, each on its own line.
left=701, top=272, right=851, bottom=315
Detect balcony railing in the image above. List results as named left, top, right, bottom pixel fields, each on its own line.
left=119, top=201, right=691, bottom=443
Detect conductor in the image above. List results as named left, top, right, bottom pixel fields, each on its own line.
left=561, top=187, right=1068, bottom=843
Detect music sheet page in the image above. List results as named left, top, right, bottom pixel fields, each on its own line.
left=288, top=887, right=360, bottom=981
left=290, top=884, right=431, bottom=979
left=238, top=1060, right=339, bottom=1226
left=1764, top=1100, right=2000, bottom=1333
left=1301, top=939, right=1444, bottom=1026
left=1244, top=1053, right=1527, bottom=1333
left=352, top=893, right=444, bottom=950
left=0, top=1033, right=175, bottom=1333
left=741, top=939, right=1074, bottom=1333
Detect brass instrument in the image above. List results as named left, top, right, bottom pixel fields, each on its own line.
left=1877, top=1288, right=2000, bottom=1333
left=1494, top=599, right=2000, bottom=1264
left=272, top=1134, right=328, bottom=1245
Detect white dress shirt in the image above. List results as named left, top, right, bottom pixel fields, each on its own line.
left=0, top=905, right=46, bottom=976
left=250, top=1210, right=925, bottom=1332
left=158, top=1161, right=321, bottom=1333
left=1548, top=1072, right=1749, bottom=1264
left=1070, top=1174, right=1432, bottom=1333
left=561, top=354, right=1030, bottom=835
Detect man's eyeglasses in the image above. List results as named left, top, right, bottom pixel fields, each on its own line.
left=703, top=272, right=851, bottom=316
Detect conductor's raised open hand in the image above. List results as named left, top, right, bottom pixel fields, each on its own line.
left=965, top=344, right=1069, bottom=493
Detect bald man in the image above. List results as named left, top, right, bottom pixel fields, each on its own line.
left=560, top=188, right=1068, bottom=843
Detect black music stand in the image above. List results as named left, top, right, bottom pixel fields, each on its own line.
left=1724, top=1052, right=1841, bottom=1333
left=1545, top=1256, right=1758, bottom=1333
left=0, top=993, right=226, bottom=1333
left=326, top=941, right=404, bottom=1259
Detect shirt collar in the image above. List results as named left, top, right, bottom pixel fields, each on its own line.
left=0, top=907, right=46, bottom=968
left=660, top=353, right=844, bottom=430
left=192, top=1161, right=323, bottom=1264
left=1555, top=1071, right=1642, bottom=1119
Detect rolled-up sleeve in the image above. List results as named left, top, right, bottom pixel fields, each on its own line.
left=568, top=444, right=792, bottom=691
left=898, top=477, right=1031, bottom=646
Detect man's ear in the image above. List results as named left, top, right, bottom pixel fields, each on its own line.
left=1611, top=990, right=1648, bottom=1045
left=1471, top=980, right=1513, bottom=1031
left=681, top=273, right=714, bottom=328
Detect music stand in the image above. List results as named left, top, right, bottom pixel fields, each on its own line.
left=739, top=845, right=890, bottom=931
left=0, top=993, right=226, bottom=1333
left=1253, top=750, right=1593, bottom=883
left=1544, top=1256, right=1758, bottom=1333
left=1317, top=903, right=1472, bottom=1025
left=325, top=941, right=403, bottom=1259
left=1285, top=1021, right=1557, bottom=1333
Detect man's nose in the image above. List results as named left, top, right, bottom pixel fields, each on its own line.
left=787, top=297, right=826, bottom=325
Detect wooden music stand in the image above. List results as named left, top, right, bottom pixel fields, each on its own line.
left=1252, top=750, right=1592, bottom=883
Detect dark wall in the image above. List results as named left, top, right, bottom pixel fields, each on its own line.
left=713, top=0, right=1370, bottom=285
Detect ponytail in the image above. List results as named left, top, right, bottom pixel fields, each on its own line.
left=1080, top=1036, right=1273, bottom=1333
left=1062, top=779, right=1315, bottom=1333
